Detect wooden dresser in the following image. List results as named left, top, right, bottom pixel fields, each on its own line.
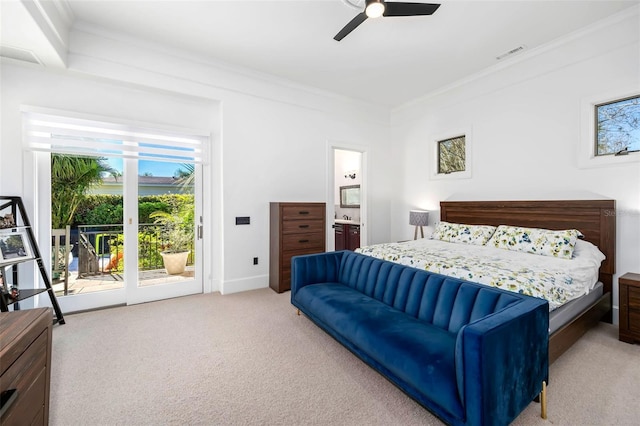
left=619, top=272, right=640, bottom=344
left=270, top=202, right=326, bottom=293
left=0, top=308, right=53, bottom=425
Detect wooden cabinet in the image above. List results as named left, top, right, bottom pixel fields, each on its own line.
left=270, top=203, right=326, bottom=293
left=334, top=223, right=360, bottom=251
left=348, top=224, right=360, bottom=251
left=0, top=308, right=53, bottom=426
left=619, top=272, right=640, bottom=344
left=334, top=224, right=346, bottom=251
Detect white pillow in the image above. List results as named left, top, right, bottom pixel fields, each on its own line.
left=573, top=239, right=606, bottom=264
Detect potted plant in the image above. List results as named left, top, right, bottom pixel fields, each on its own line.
left=150, top=209, right=193, bottom=275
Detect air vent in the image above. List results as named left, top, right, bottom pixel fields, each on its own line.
left=496, top=45, right=527, bottom=61
left=0, top=45, right=42, bottom=65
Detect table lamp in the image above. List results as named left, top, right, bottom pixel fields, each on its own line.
left=409, top=210, right=429, bottom=240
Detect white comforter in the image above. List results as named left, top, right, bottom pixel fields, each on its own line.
left=356, top=239, right=605, bottom=311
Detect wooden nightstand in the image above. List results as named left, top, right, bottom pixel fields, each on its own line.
left=619, top=273, right=640, bottom=344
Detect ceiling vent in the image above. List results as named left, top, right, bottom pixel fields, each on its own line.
left=0, top=45, right=42, bottom=65
left=496, top=45, right=527, bottom=60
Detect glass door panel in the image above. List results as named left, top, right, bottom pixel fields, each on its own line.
left=126, top=160, right=202, bottom=305
left=51, top=154, right=125, bottom=297
left=136, top=160, right=195, bottom=287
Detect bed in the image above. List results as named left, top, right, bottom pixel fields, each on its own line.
left=357, top=200, right=615, bottom=364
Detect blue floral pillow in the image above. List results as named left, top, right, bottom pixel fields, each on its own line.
left=432, top=221, right=497, bottom=246
left=487, top=225, right=583, bottom=259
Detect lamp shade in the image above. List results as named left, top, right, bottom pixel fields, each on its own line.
left=409, top=210, right=429, bottom=226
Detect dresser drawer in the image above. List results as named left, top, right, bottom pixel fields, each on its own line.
left=279, top=245, right=326, bottom=292
left=281, top=205, right=324, bottom=221
left=1, top=367, right=46, bottom=426
left=0, top=331, right=47, bottom=425
left=282, top=219, right=324, bottom=235
left=282, top=233, right=324, bottom=251
left=629, top=311, right=640, bottom=333
left=629, top=287, right=640, bottom=310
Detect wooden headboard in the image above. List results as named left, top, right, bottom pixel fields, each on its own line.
left=440, top=200, right=616, bottom=294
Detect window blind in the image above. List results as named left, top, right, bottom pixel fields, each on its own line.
left=23, top=111, right=206, bottom=164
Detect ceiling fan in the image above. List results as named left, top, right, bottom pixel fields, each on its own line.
left=335, top=0, right=441, bottom=41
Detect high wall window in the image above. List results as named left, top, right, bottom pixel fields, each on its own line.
left=595, top=94, right=640, bottom=156
left=430, top=129, right=472, bottom=180
left=438, top=135, right=466, bottom=174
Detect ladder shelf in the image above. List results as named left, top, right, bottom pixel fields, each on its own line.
left=0, top=196, right=65, bottom=324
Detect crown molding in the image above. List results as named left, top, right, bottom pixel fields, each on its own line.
left=69, top=19, right=390, bottom=116
left=393, top=4, right=640, bottom=114
left=19, top=0, right=72, bottom=66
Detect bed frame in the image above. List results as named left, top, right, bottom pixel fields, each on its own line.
left=440, top=199, right=615, bottom=363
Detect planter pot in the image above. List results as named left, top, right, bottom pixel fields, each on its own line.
left=160, top=251, right=190, bottom=275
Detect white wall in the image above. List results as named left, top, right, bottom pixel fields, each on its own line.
left=0, top=22, right=393, bottom=296
left=389, top=9, right=640, bottom=321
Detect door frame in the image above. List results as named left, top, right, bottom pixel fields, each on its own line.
left=327, top=142, right=368, bottom=251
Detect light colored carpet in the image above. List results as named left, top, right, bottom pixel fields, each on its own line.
left=50, top=288, right=640, bottom=425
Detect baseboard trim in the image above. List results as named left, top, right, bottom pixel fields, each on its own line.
left=220, top=274, right=268, bottom=295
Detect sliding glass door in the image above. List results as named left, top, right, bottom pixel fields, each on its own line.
left=43, top=154, right=203, bottom=312
left=25, top=110, right=207, bottom=312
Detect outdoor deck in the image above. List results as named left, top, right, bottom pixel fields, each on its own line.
left=52, top=266, right=195, bottom=296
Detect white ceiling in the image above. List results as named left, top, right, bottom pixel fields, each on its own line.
left=5, top=1, right=640, bottom=108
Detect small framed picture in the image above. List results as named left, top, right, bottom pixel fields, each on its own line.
left=0, top=231, right=34, bottom=264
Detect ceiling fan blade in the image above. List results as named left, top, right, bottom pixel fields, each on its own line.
left=334, top=12, right=368, bottom=41
left=383, top=2, right=441, bottom=17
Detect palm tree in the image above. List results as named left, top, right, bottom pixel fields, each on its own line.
left=174, top=163, right=194, bottom=192
left=51, top=154, right=115, bottom=228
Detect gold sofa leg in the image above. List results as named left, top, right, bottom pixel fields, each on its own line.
left=540, top=380, right=547, bottom=419
left=297, top=309, right=300, bottom=316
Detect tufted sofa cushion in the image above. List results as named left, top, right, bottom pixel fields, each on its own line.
left=337, top=252, right=522, bottom=333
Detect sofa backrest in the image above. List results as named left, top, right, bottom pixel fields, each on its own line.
left=339, top=251, right=522, bottom=334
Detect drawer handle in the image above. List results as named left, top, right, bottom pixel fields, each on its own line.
left=0, top=389, right=18, bottom=418
left=299, top=225, right=309, bottom=228
left=299, top=239, right=310, bottom=243
left=298, top=211, right=309, bottom=215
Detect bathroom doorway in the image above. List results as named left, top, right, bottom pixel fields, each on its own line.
left=331, top=147, right=365, bottom=251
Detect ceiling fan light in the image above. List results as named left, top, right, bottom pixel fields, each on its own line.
left=365, top=1, right=385, bottom=18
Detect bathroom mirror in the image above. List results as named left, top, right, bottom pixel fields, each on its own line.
left=340, top=185, right=360, bottom=208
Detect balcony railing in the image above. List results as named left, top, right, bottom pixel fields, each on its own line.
left=76, top=223, right=194, bottom=277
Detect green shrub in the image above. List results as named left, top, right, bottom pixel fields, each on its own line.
left=139, top=201, right=169, bottom=224
left=74, top=194, right=193, bottom=226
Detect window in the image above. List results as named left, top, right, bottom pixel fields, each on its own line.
left=595, top=94, right=640, bottom=156
left=438, top=135, right=466, bottom=174
left=430, top=129, right=472, bottom=180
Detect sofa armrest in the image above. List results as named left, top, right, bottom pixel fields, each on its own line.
left=291, top=251, right=344, bottom=296
left=455, top=298, right=549, bottom=426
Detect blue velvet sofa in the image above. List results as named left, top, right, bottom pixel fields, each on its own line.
left=291, top=250, right=549, bottom=426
